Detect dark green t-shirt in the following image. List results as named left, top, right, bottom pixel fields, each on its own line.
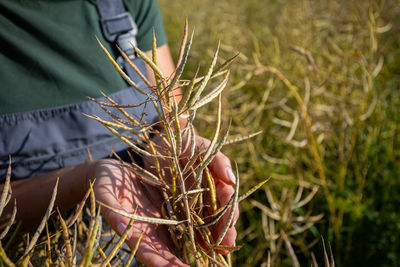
left=0, top=0, right=167, bottom=115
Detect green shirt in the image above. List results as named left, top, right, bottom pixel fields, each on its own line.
left=0, top=0, right=167, bottom=115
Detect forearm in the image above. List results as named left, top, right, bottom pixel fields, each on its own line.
left=0, top=161, right=93, bottom=230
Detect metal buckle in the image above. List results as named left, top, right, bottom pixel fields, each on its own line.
left=117, top=31, right=137, bottom=58
left=100, top=12, right=138, bottom=42
left=116, top=31, right=137, bottom=68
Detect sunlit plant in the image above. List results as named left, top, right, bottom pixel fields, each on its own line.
left=86, top=20, right=267, bottom=266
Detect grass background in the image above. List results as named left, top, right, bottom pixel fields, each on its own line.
left=159, top=0, right=400, bottom=266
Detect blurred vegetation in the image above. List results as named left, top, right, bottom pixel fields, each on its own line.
left=159, top=0, right=400, bottom=266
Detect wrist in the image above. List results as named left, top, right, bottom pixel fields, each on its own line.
left=78, top=160, right=98, bottom=197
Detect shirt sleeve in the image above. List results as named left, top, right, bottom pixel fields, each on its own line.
left=125, top=0, right=168, bottom=52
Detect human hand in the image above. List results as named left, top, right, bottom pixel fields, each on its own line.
left=144, top=132, right=240, bottom=253
left=92, top=159, right=190, bottom=267
left=93, top=134, right=239, bottom=266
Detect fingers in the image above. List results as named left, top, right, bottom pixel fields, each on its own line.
left=192, top=135, right=239, bottom=251
left=101, top=202, right=132, bottom=236
left=214, top=181, right=239, bottom=250
left=217, top=226, right=238, bottom=254
left=106, top=210, right=188, bottom=267
left=208, top=152, right=236, bottom=186
left=193, top=135, right=236, bottom=186
left=93, top=160, right=188, bottom=267
left=128, top=232, right=190, bottom=267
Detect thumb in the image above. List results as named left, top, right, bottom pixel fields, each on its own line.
left=100, top=199, right=132, bottom=237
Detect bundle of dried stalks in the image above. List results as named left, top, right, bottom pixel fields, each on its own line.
left=86, top=20, right=267, bottom=266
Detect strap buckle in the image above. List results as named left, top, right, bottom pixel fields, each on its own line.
left=116, top=30, right=137, bottom=68
left=117, top=31, right=137, bottom=58
left=100, top=12, right=138, bottom=42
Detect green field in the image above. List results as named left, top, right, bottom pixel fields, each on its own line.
left=160, top=0, right=400, bottom=266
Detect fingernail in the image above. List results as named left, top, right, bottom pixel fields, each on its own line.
left=117, top=222, right=127, bottom=235
left=226, top=168, right=236, bottom=185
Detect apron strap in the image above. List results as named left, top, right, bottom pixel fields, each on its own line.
left=95, top=0, right=138, bottom=63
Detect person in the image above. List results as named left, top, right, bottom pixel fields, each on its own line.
left=0, top=0, right=238, bottom=266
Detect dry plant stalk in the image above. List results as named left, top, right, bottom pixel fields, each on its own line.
left=0, top=20, right=266, bottom=267
left=90, top=20, right=266, bottom=266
